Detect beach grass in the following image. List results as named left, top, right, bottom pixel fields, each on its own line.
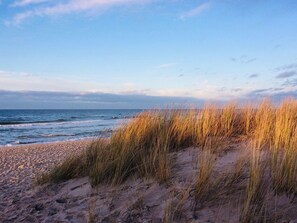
left=37, top=98, right=297, bottom=221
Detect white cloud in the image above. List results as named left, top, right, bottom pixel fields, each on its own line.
left=180, top=2, right=211, bottom=20
left=0, top=70, right=225, bottom=100
left=11, top=0, right=50, bottom=7
left=6, top=0, right=153, bottom=25
left=5, top=11, right=35, bottom=26
left=2, top=70, right=293, bottom=102
left=0, top=70, right=163, bottom=96
left=0, top=70, right=118, bottom=92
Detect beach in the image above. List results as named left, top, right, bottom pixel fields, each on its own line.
left=0, top=140, right=92, bottom=222
left=1, top=1, right=296, bottom=221
left=2, top=105, right=297, bottom=222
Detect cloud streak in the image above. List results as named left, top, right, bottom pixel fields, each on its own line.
left=275, top=62, right=297, bottom=71
left=180, top=2, right=211, bottom=19
left=276, top=71, right=297, bottom=79
left=248, top=73, right=259, bottom=78
left=11, top=0, right=50, bottom=7
left=244, top=88, right=297, bottom=104
left=6, top=0, right=152, bottom=25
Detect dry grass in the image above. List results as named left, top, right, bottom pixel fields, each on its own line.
left=163, top=193, right=174, bottom=223
left=37, top=155, right=86, bottom=185
left=38, top=105, right=249, bottom=185
left=240, top=148, right=268, bottom=223
left=38, top=98, right=297, bottom=221
left=194, top=149, right=215, bottom=205
left=162, top=181, right=193, bottom=222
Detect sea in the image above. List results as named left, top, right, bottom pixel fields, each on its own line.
left=0, top=109, right=142, bottom=146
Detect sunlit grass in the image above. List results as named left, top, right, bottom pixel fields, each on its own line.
left=38, top=98, right=297, bottom=222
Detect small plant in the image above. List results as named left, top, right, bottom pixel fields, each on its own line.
left=36, top=155, right=86, bottom=184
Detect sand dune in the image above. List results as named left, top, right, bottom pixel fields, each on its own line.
left=1, top=139, right=297, bottom=222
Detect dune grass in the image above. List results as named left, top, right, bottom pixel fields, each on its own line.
left=38, top=105, right=247, bottom=185
left=38, top=98, right=297, bottom=221
left=194, top=149, right=215, bottom=206
left=240, top=148, right=268, bottom=223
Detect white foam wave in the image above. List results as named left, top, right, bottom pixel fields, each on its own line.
left=0, top=118, right=129, bottom=129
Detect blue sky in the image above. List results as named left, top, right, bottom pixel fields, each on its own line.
left=0, top=0, right=297, bottom=108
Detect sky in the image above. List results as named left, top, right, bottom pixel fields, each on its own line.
left=0, top=0, right=297, bottom=108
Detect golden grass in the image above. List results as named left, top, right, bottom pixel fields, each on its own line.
left=240, top=148, right=268, bottom=223
left=194, top=149, right=215, bottom=205
left=38, top=98, right=297, bottom=207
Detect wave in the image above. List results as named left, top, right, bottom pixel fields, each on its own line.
left=41, top=133, right=77, bottom=138
left=15, top=141, right=37, bottom=145
left=1, top=129, right=115, bottom=146
left=14, top=136, right=100, bottom=146
left=18, top=133, right=77, bottom=139
left=0, top=118, right=128, bottom=128
left=17, top=129, right=112, bottom=139
left=0, top=116, right=131, bottom=126
left=0, top=110, right=140, bottom=146
left=0, top=119, right=68, bottom=126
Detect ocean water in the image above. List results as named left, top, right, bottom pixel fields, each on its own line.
left=0, top=109, right=142, bottom=146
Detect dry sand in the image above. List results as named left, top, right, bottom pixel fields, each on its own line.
left=0, top=140, right=91, bottom=222
left=1, top=140, right=297, bottom=222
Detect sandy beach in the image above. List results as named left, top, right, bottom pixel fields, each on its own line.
left=0, top=140, right=92, bottom=222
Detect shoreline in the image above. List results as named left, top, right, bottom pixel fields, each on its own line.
left=0, top=137, right=97, bottom=149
